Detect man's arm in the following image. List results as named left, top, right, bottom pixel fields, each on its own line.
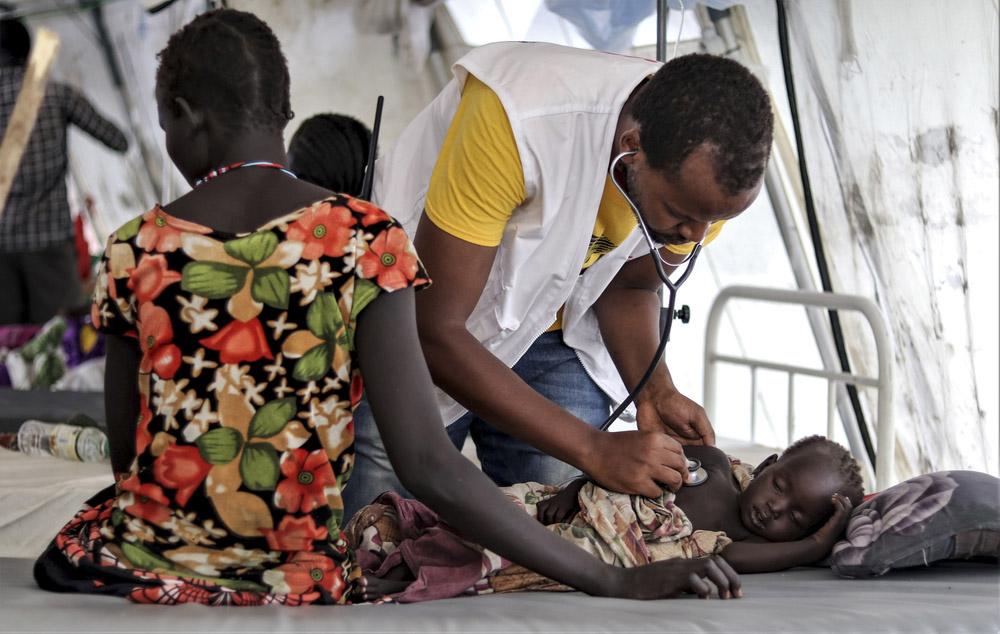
left=62, top=85, right=128, bottom=152
left=593, top=249, right=715, bottom=447
left=104, top=333, right=140, bottom=476
left=413, top=215, right=688, bottom=497
left=719, top=494, right=854, bottom=573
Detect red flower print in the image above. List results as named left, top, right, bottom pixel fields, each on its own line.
left=138, top=302, right=181, bottom=379
left=89, top=301, right=101, bottom=330
left=270, top=552, right=345, bottom=597
left=135, top=207, right=211, bottom=253
left=228, top=592, right=271, bottom=607
left=349, top=371, right=364, bottom=407
left=136, top=397, right=153, bottom=456
left=119, top=476, right=172, bottom=525
left=261, top=515, right=328, bottom=552
left=347, top=198, right=391, bottom=227
left=287, top=203, right=354, bottom=259
left=130, top=582, right=215, bottom=605
left=199, top=318, right=273, bottom=364
left=127, top=254, right=182, bottom=304
left=275, top=449, right=336, bottom=513
left=356, top=227, right=419, bottom=291
left=153, top=444, right=212, bottom=507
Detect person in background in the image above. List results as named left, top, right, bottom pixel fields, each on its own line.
left=288, top=113, right=371, bottom=198
left=0, top=16, right=128, bottom=325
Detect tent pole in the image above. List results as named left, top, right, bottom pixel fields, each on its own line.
left=656, top=0, right=669, bottom=62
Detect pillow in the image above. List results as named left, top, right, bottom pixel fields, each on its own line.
left=830, top=470, right=1000, bottom=578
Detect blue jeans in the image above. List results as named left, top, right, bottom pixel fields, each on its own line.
left=341, top=331, right=612, bottom=520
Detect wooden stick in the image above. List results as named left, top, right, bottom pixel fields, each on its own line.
left=0, top=27, right=61, bottom=217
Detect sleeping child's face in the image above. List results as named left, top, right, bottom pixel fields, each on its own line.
left=737, top=450, right=844, bottom=542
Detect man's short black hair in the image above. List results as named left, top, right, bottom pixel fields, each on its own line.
left=782, top=435, right=865, bottom=505
left=630, top=53, right=774, bottom=196
left=288, top=113, right=372, bottom=197
left=0, top=17, right=31, bottom=66
left=155, top=8, right=292, bottom=132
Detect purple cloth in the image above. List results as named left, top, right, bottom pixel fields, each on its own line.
left=61, top=315, right=104, bottom=368
left=0, top=325, right=41, bottom=350
left=354, top=491, right=487, bottom=603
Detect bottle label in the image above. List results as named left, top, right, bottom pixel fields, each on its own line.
left=50, top=424, right=82, bottom=461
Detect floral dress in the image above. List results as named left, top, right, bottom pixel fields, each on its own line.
left=33, top=195, right=428, bottom=605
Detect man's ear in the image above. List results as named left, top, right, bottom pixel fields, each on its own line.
left=752, top=454, right=778, bottom=478
left=173, top=96, right=205, bottom=130
left=618, top=127, right=641, bottom=157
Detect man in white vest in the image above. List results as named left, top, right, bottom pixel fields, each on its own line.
left=346, top=43, right=773, bottom=519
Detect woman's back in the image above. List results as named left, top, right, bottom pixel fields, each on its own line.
left=39, top=191, right=426, bottom=604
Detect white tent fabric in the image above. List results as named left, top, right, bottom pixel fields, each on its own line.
left=779, top=0, right=999, bottom=478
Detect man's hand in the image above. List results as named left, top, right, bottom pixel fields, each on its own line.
left=636, top=384, right=716, bottom=446
left=809, top=493, right=854, bottom=551
left=585, top=429, right=689, bottom=496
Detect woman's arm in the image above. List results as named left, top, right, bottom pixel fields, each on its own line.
left=356, top=288, right=741, bottom=600
left=104, top=333, right=140, bottom=476
left=719, top=494, right=853, bottom=573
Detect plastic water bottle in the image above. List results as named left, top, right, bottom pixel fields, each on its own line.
left=16, top=420, right=53, bottom=457
left=75, top=426, right=110, bottom=462
left=16, top=420, right=109, bottom=462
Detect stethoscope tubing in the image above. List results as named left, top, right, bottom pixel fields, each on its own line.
left=597, top=151, right=703, bottom=432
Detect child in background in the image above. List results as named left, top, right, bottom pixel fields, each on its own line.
left=287, top=113, right=371, bottom=198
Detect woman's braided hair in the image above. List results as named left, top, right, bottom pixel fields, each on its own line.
left=288, top=114, right=372, bottom=197
left=155, top=8, right=293, bottom=131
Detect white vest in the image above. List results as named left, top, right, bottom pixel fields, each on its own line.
left=373, top=42, right=661, bottom=425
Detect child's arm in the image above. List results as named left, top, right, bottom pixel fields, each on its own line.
left=719, top=494, right=853, bottom=573
left=537, top=477, right=588, bottom=524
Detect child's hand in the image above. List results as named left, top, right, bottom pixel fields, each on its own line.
left=809, top=493, right=854, bottom=550
left=536, top=479, right=586, bottom=525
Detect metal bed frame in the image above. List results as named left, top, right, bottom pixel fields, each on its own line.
left=703, top=285, right=895, bottom=491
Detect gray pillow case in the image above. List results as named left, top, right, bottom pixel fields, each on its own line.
left=830, top=470, right=1000, bottom=578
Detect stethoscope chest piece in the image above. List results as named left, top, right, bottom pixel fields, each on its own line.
left=685, top=458, right=709, bottom=487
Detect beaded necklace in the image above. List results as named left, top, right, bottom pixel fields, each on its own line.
left=194, top=160, right=298, bottom=188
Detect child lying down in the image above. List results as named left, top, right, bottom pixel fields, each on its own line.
left=346, top=435, right=864, bottom=602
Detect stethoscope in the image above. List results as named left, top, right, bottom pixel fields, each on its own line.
left=600, top=150, right=708, bottom=487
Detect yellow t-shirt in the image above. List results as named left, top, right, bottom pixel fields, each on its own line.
left=425, top=75, right=723, bottom=329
